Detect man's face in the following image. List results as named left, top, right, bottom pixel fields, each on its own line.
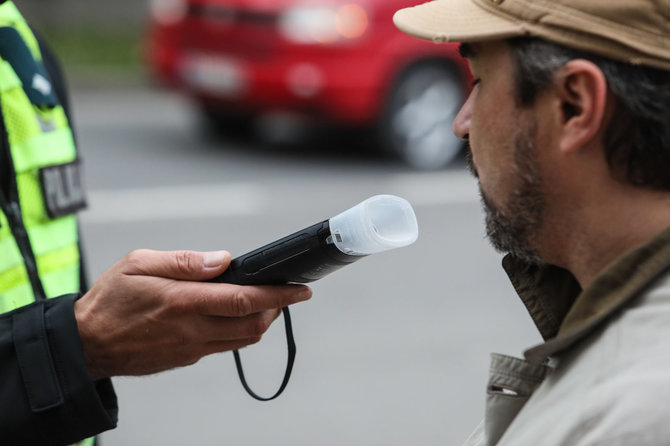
left=453, top=41, right=546, bottom=263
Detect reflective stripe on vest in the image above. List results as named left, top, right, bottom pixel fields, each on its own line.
left=0, top=2, right=81, bottom=309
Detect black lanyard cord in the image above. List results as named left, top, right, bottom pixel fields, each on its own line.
left=233, top=306, right=296, bottom=401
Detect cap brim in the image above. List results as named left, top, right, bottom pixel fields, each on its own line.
left=393, top=0, right=524, bottom=43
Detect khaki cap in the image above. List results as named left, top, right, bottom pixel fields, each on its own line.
left=393, top=0, right=670, bottom=71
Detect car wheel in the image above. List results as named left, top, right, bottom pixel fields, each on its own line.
left=198, top=102, right=255, bottom=137
left=379, top=62, right=465, bottom=170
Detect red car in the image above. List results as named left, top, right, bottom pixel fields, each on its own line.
left=146, top=0, right=472, bottom=169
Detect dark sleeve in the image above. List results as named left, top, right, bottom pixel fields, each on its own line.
left=0, top=294, right=118, bottom=445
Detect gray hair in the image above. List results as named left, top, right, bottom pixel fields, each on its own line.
left=508, top=37, right=670, bottom=190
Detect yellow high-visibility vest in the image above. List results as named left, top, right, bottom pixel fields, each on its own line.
left=0, top=2, right=91, bottom=445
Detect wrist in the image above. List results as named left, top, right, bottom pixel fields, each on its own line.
left=74, top=296, right=107, bottom=381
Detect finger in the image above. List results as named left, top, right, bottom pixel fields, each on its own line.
left=121, top=249, right=232, bottom=281
left=192, top=309, right=281, bottom=343
left=183, top=282, right=312, bottom=317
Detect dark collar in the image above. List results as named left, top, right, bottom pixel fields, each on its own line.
left=503, top=225, right=670, bottom=364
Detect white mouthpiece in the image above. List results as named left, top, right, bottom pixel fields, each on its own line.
left=328, top=195, right=418, bottom=256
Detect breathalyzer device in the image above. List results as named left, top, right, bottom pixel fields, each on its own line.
left=214, top=195, right=418, bottom=401
left=212, top=194, right=419, bottom=285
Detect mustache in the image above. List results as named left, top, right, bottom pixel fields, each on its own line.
left=464, top=143, right=478, bottom=178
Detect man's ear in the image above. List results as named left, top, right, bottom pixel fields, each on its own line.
left=554, top=59, right=609, bottom=154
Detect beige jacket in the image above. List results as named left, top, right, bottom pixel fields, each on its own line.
left=465, top=227, right=670, bottom=446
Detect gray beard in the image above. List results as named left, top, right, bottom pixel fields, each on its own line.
left=471, top=123, right=545, bottom=264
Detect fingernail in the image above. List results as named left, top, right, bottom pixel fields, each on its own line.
left=203, top=251, right=230, bottom=268
left=298, top=287, right=312, bottom=300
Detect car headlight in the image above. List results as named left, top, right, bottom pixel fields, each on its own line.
left=150, top=0, right=187, bottom=26
left=279, top=3, right=369, bottom=44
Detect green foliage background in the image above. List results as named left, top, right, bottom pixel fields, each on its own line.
left=40, top=27, right=142, bottom=70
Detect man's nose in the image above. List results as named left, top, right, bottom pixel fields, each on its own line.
left=453, top=91, right=474, bottom=141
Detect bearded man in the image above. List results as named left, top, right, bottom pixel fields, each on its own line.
left=394, top=1, right=670, bottom=445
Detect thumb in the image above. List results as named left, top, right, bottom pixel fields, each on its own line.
left=122, top=249, right=232, bottom=281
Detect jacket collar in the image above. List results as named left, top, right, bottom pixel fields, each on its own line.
left=503, top=225, right=670, bottom=365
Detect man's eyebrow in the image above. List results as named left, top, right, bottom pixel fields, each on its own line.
left=459, top=43, right=476, bottom=59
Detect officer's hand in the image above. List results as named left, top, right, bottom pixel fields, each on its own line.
left=74, top=249, right=312, bottom=380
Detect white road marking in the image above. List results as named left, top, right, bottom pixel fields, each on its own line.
left=385, top=170, right=479, bottom=206
left=80, top=183, right=266, bottom=223
left=80, top=171, right=480, bottom=224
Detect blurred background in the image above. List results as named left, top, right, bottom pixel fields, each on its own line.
left=19, top=1, right=540, bottom=444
